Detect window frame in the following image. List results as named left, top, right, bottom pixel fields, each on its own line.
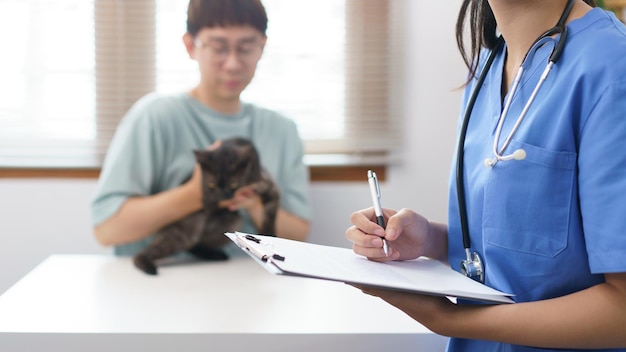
left=0, top=0, right=403, bottom=181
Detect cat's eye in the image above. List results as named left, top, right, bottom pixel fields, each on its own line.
left=230, top=183, right=238, bottom=189
left=208, top=183, right=216, bottom=189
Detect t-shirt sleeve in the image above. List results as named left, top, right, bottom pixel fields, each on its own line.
left=253, top=111, right=312, bottom=222
left=90, top=95, right=163, bottom=226
left=277, top=121, right=312, bottom=221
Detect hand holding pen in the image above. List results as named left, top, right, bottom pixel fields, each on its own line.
left=367, top=170, right=389, bottom=257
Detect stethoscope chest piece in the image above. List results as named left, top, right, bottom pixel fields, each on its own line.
left=460, top=250, right=484, bottom=283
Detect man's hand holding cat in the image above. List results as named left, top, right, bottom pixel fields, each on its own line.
left=218, top=184, right=266, bottom=230
left=218, top=184, right=262, bottom=211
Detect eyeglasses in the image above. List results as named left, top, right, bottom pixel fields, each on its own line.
left=193, top=37, right=264, bottom=65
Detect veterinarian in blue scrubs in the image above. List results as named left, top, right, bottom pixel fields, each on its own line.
left=345, top=0, right=626, bottom=351
left=91, top=0, right=311, bottom=257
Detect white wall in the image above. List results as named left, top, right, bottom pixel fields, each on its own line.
left=0, top=0, right=465, bottom=295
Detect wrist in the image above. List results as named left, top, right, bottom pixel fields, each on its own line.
left=426, top=221, right=449, bottom=264
left=181, top=179, right=203, bottom=212
left=245, top=197, right=264, bottom=228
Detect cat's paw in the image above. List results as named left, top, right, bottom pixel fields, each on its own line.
left=133, top=255, right=158, bottom=275
left=188, top=246, right=229, bottom=261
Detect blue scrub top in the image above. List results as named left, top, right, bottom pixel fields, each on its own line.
left=447, top=8, right=626, bottom=352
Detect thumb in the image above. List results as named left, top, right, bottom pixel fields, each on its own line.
left=384, top=208, right=415, bottom=241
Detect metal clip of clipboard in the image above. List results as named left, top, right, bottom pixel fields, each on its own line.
left=233, top=232, right=285, bottom=263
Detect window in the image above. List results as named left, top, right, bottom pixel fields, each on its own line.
left=0, top=0, right=405, bottom=169
left=0, top=0, right=97, bottom=167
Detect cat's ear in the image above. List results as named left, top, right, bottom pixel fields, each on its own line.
left=242, top=144, right=261, bottom=177
left=194, top=149, right=212, bottom=164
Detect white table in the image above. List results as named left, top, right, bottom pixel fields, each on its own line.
left=0, top=254, right=448, bottom=352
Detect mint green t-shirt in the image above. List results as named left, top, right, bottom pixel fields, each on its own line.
left=91, top=92, right=312, bottom=256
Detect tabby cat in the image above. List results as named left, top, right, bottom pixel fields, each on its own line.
left=133, top=137, right=280, bottom=275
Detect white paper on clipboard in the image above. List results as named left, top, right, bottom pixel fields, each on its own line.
left=225, top=232, right=514, bottom=304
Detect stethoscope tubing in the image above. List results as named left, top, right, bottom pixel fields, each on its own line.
left=491, top=59, right=555, bottom=166
left=455, top=38, right=503, bottom=250
left=455, top=0, right=575, bottom=282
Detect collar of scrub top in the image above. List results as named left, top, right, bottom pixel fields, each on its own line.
left=455, top=0, right=576, bottom=283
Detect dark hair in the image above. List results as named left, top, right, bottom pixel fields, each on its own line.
left=455, top=0, right=597, bottom=82
left=186, top=0, right=268, bottom=37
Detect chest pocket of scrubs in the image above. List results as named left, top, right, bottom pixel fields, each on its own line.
left=482, top=140, right=576, bottom=258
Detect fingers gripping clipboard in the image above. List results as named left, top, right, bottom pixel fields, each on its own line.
left=226, top=232, right=514, bottom=304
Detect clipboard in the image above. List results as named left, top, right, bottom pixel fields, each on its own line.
left=226, top=232, right=514, bottom=304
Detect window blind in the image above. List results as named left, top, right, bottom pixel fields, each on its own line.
left=0, top=0, right=406, bottom=168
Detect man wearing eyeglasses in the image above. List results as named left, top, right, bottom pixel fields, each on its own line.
left=91, top=0, right=311, bottom=259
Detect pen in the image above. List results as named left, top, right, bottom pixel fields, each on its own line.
left=367, top=170, right=389, bottom=257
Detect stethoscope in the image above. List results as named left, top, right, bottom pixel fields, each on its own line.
left=456, top=0, right=575, bottom=283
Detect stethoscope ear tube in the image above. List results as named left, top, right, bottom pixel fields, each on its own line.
left=550, top=0, right=574, bottom=62
left=549, top=26, right=568, bottom=63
